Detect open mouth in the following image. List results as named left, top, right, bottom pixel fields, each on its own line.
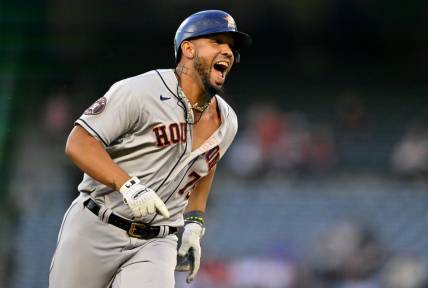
left=213, top=61, right=230, bottom=74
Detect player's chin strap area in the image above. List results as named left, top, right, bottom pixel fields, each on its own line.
left=83, top=198, right=177, bottom=239
left=234, top=50, right=240, bottom=64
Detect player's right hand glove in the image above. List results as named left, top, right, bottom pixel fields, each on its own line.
left=176, top=222, right=205, bottom=283
left=120, top=176, right=170, bottom=219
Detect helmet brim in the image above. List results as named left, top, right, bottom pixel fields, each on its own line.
left=175, top=30, right=252, bottom=64
left=230, top=31, right=252, bottom=50
left=185, top=31, right=252, bottom=51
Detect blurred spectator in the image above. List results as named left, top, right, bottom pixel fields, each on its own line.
left=176, top=256, right=298, bottom=288
left=307, top=220, right=385, bottom=287
left=8, top=91, right=74, bottom=288
left=381, top=255, right=428, bottom=288
left=334, top=91, right=374, bottom=169
left=305, top=123, right=337, bottom=175
left=176, top=259, right=231, bottom=288
left=268, top=111, right=311, bottom=175
left=391, top=124, right=428, bottom=178
left=228, top=256, right=297, bottom=288
left=226, top=103, right=337, bottom=178
left=226, top=104, right=289, bottom=177
left=42, top=93, right=72, bottom=136
left=336, top=91, right=369, bottom=136
left=10, top=92, right=72, bottom=211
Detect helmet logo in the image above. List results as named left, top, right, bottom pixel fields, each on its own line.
left=224, top=15, right=236, bottom=29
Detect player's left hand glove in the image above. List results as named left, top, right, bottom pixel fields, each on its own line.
left=177, top=222, right=204, bottom=283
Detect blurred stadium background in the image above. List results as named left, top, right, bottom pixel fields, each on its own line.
left=1, top=0, right=428, bottom=287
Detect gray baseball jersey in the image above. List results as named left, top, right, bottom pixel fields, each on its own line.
left=75, top=68, right=238, bottom=226
left=49, top=69, right=238, bottom=288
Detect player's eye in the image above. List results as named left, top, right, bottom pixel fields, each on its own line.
left=209, top=37, right=222, bottom=44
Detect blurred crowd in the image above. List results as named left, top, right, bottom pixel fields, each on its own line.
left=177, top=220, right=428, bottom=288
left=2, top=1, right=428, bottom=287
left=225, top=94, right=428, bottom=180
left=1, top=88, right=427, bottom=287
left=226, top=105, right=337, bottom=178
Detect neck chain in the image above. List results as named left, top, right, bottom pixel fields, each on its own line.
left=174, top=68, right=211, bottom=123
left=192, top=102, right=210, bottom=112
left=176, top=86, right=201, bottom=124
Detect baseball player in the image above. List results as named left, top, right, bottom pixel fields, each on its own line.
left=49, top=10, right=251, bottom=288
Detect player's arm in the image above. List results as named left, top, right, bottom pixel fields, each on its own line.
left=177, top=165, right=216, bottom=283
left=185, top=165, right=217, bottom=213
left=65, top=125, right=130, bottom=190
left=65, top=124, right=169, bottom=218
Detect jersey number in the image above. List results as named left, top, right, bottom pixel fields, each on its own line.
left=178, top=146, right=220, bottom=198
left=178, top=171, right=201, bottom=199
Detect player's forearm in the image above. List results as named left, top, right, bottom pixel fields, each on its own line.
left=185, top=187, right=209, bottom=212
left=65, top=125, right=130, bottom=191
left=185, top=166, right=216, bottom=213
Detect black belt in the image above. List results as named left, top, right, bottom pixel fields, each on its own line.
left=84, top=199, right=177, bottom=239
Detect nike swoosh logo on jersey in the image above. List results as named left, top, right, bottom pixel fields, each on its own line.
left=160, top=95, right=171, bottom=101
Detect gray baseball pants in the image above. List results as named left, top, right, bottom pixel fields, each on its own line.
left=49, top=195, right=178, bottom=288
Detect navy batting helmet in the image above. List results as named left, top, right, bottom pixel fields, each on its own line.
left=174, top=10, right=252, bottom=64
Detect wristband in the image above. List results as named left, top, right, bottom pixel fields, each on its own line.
left=119, top=176, right=140, bottom=193
left=184, top=211, right=205, bottom=226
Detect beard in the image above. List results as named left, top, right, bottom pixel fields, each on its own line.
left=193, top=55, right=223, bottom=103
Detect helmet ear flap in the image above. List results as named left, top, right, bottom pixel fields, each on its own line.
left=234, top=51, right=240, bottom=64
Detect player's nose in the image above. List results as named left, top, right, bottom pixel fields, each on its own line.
left=219, top=44, right=234, bottom=60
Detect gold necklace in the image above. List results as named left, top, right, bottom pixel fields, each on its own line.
left=192, top=102, right=210, bottom=112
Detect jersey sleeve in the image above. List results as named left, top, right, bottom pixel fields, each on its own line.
left=75, top=79, right=143, bottom=146
left=219, top=101, right=239, bottom=159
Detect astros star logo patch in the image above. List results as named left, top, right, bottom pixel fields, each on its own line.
left=84, top=97, right=107, bottom=115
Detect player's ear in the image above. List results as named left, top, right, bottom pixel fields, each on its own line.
left=181, top=41, right=195, bottom=60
